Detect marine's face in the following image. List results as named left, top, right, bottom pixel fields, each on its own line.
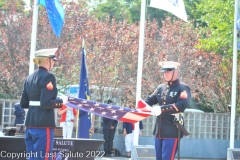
left=49, top=58, right=56, bottom=70
left=163, top=69, right=178, bottom=81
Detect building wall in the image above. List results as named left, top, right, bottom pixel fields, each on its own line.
left=96, top=134, right=240, bottom=159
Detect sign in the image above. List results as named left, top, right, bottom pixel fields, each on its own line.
left=135, top=147, right=155, bottom=158
left=131, top=145, right=155, bottom=160
left=232, top=150, right=240, bottom=160
left=53, top=139, right=74, bottom=160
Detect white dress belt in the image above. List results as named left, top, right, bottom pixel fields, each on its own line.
left=29, top=101, right=40, bottom=106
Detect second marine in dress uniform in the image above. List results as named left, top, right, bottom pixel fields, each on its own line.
left=20, top=48, right=68, bottom=160
left=144, top=61, right=191, bottom=160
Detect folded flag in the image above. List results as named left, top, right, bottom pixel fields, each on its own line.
left=66, top=97, right=151, bottom=123
left=38, top=0, right=65, bottom=37
left=137, top=99, right=152, bottom=112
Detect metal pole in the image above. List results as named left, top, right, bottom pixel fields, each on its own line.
left=133, top=0, right=146, bottom=146
left=29, top=0, right=38, bottom=75
left=229, top=0, right=238, bottom=149
left=75, top=110, right=80, bottom=138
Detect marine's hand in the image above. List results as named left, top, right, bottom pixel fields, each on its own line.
left=59, top=95, right=68, bottom=105
left=151, top=106, right=162, bottom=116
left=137, top=99, right=152, bottom=112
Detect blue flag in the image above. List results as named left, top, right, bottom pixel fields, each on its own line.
left=78, top=47, right=92, bottom=139
left=38, top=0, right=64, bottom=37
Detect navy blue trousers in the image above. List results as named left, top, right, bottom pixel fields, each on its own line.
left=103, top=128, right=116, bottom=155
left=154, top=137, right=178, bottom=160
left=25, top=128, right=54, bottom=160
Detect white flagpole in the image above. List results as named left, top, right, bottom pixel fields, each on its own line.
left=229, top=0, right=238, bottom=149
left=29, top=0, right=39, bottom=74
left=133, top=0, right=146, bottom=146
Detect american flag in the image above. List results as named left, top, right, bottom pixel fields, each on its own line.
left=66, top=97, right=152, bottom=123
left=137, top=99, right=153, bottom=112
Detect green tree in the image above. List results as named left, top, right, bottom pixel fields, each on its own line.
left=130, top=0, right=166, bottom=25
left=91, top=0, right=132, bottom=23
left=194, top=0, right=234, bottom=55
left=0, top=0, right=31, bottom=98
left=91, top=0, right=166, bottom=25
left=2, top=0, right=237, bottom=113
left=0, top=0, right=25, bottom=12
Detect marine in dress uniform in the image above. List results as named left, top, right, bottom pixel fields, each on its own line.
left=144, top=61, right=191, bottom=160
left=20, top=48, right=68, bottom=160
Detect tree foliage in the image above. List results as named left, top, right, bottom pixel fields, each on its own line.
left=90, top=0, right=167, bottom=25
left=194, top=0, right=235, bottom=55
left=90, top=0, right=133, bottom=23
left=1, top=1, right=238, bottom=113
left=0, top=1, right=31, bottom=98
left=0, top=0, right=25, bottom=12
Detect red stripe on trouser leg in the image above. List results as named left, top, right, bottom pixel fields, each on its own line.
left=45, top=128, right=50, bottom=160
left=170, top=138, right=178, bottom=160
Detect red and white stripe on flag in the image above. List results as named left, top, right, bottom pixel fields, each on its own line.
left=120, top=112, right=151, bottom=123
left=137, top=99, right=152, bottom=112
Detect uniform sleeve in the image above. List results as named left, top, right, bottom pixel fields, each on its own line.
left=161, top=85, right=191, bottom=115
left=40, top=73, right=59, bottom=109
left=20, top=80, right=29, bottom=108
left=145, top=85, right=163, bottom=106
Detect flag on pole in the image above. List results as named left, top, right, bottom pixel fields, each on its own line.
left=66, top=98, right=152, bottom=123
left=77, top=42, right=92, bottom=139
left=38, top=0, right=65, bottom=37
left=149, top=0, right=188, bottom=22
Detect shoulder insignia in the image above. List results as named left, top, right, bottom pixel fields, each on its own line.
left=46, top=81, right=53, bottom=90
left=180, top=91, right=188, bottom=99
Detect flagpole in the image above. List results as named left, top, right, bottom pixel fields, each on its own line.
left=29, top=0, right=38, bottom=75
left=229, top=0, right=238, bottom=149
left=75, top=110, right=80, bottom=138
left=133, top=0, right=146, bottom=146
left=76, top=40, right=85, bottom=138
